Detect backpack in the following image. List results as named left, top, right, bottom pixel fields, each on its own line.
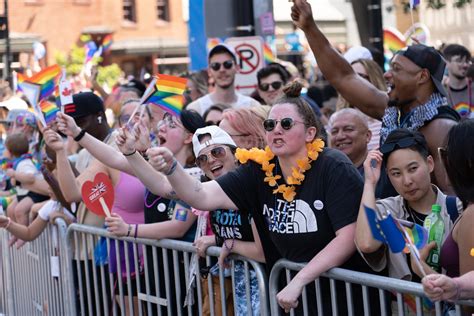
left=445, top=195, right=459, bottom=223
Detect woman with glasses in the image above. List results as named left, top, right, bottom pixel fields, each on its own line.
left=145, top=81, right=380, bottom=315
left=422, top=120, right=474, bottom=311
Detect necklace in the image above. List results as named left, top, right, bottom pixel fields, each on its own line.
left=406, top=204, right=426, bottom=225
left=235, top=138, right=324, bottom=202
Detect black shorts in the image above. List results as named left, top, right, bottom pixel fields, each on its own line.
left=17, top=192, right=49, bottom=203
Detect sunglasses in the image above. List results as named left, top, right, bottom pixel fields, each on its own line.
left=210, top=60, right=234, bottom=71
left=380, top=137, right=419, bottom=155
left=196, top=146, right=227, bottom=168
left=263, top=117, right=305, bottom=132
left=259, top=81, right=283, bottom=92
left=158, top=113, right=181, bottom=129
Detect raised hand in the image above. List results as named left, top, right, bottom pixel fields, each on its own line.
left=105, top=213, right=128, bottom=237
left=56, top=112, right=81, bottom=138
left=116, top=126, right=137, bottom=155
left=290, top=0, right=315, bottom=32
left=134, top=121, right=152, bottom=152
left=43, top=128, right=66, bottom=152
left=363, top=150, right=383, bottom=186
left=147, top=146, right=176, bottom=174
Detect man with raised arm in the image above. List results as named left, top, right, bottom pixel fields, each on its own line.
left=290, top=0, right=460, bottom=195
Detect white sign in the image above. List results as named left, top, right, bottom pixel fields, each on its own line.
left=225, top=36, right=264, bottom=96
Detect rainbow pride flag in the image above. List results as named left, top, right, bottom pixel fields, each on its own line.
left=383, top=28, right=407, bottom=53
left=403, top=223, right=428, bottom=251
left=39, top=99, right=59, bottom=124
left=263, top=43, right=276, bottom=64
left=17, top=65, right=61, bottom=101
left=146, top=74, right=187, bottom=116
left=101, top=34, right=113, bottom=52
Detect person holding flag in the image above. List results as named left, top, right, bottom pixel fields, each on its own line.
left=356, top=129, right=462, bottom=280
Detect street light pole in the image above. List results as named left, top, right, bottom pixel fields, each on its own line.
left=3, top=0, right=11, bottom=87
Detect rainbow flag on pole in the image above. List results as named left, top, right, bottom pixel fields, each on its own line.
left=17, top=65, right=61, bottom=101
left=146, top=74, right=187, bottom=116
left=101, top=34, right=113, bottom=52
left=39, top=99, right=59, bottom=124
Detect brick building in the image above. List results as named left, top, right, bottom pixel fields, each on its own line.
left=1, top=0, right=189, bottom=77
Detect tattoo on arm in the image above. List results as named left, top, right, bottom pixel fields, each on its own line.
left=165, top=190, right=177, bottom=199
left=194, top=180, right=203, bottom=193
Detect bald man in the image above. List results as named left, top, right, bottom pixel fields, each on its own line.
left=329, top=108, right=371, bottom=175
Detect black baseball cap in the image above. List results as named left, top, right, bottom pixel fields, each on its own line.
left=121, top=79, right=146, bottom=97
left=64, top=92, right=104, bottom=118
left=397, top=44, right=447, bottom=96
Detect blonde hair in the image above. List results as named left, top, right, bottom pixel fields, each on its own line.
left=336, top=59, right=387, bottom=111
left=221, top=107, right=268, bottom=149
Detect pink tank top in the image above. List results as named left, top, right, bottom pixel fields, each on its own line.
left=112, top=172, right=145, bottom=225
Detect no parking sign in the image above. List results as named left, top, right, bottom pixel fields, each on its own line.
left=225, top=36, right=264, bottom=95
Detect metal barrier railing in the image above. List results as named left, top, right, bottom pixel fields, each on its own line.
left=269, top=259, right=474, bottom=316
left=0, top=218, right=71, bottom=316
left=65, top=223, right=269, bottom=316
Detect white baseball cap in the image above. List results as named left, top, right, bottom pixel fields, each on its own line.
left=344, top=46, right=373, bottom=64
left=192, top=125, right=237, bottom=157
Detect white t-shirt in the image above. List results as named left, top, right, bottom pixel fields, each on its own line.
left=186, top=92, right=260, bottom=116
left=15, top=159, right=40, bottom=196
left=38, top=200, right=75, bottom=222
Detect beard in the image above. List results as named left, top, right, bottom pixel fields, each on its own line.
left=215, top=77, right=235, bottom=90
left=387, top=97, right=417, bottom=111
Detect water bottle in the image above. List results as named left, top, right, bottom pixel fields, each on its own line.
left=423, top=204, right=444, bottom=271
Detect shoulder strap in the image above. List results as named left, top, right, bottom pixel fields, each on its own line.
left=446, top=195, right=459, bottom=223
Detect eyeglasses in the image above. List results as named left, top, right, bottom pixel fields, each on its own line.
left=259, top=81, right=283, bottom=92
left=263, top=117, right=305, bottom=132
left=210, top=60, right=234, bottom=71
left=380, top=137, right=419, bottom=154
left=451, top=58, right=473, bottom=66
left=196, top=146, right=227, bottom=168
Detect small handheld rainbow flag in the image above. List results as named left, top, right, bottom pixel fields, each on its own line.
left=17, top=65, right=61, bottom=101
left=39, top=99, right=60, bottom=124
left=101, top=34, right=113, bottom=52
left=146, top=74, right=187, bottom=116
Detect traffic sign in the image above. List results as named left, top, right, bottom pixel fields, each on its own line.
left=225, top=36, right=264, bottom=95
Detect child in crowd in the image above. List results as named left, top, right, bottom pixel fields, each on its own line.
left=4, top=133, right=48, bottom=246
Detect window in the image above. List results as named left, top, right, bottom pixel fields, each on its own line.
left=156, top=0, right=170, bottom=22
left=123, top=0, right=136, bottom=23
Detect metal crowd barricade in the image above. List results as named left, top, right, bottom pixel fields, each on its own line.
left=269, top=259, right=474, bottom=316
left=0, top=218, right=71, bottom=316
left=65, top=223, right=269, bottom=316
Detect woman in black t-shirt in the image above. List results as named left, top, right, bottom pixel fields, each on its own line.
left=146, top=82, right=378, bottom=315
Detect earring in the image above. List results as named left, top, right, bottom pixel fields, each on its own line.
left=98, top=116, right=102, bottom=124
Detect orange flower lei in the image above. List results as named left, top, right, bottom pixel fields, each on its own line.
left=235, top=138, right=325, bottom=202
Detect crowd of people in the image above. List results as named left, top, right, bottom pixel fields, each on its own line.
left=0, top=0, right=473, bottom=314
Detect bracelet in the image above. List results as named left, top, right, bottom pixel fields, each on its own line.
left=134, top=224, right=138, bottom=238
left=126, top=224, right=132, bottom=237
left=5, top=217, right=11, bottom=230
left=165, top=158, right=178, bottom=176
left=223, top=238, right=235, bottom=251
left=123, top=149, right=137, bottom=157
left=73, top=129, right=86, bottom=142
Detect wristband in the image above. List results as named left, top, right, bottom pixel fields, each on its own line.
left=165, top=159, right=178, bottom=176
left=123, top=150, right=137, bottom=157
left=134, top=224, right=138, bottom=238
left=126, top=224, right=132, bottom=237
left=73, top=129, right=86, bottom=142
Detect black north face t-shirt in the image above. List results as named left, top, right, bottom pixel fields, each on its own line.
left=217, top=148, right=385, bottom=315
left=217, top=148, right=363, bottom=263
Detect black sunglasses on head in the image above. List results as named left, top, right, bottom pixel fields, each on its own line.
left=210, top=60, right=234, bottom=71
left=380, top=137, right=420, bottom=155
left=263, top=117, right=305, bottom=132
left=259, top=81, right=283, bottom=92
